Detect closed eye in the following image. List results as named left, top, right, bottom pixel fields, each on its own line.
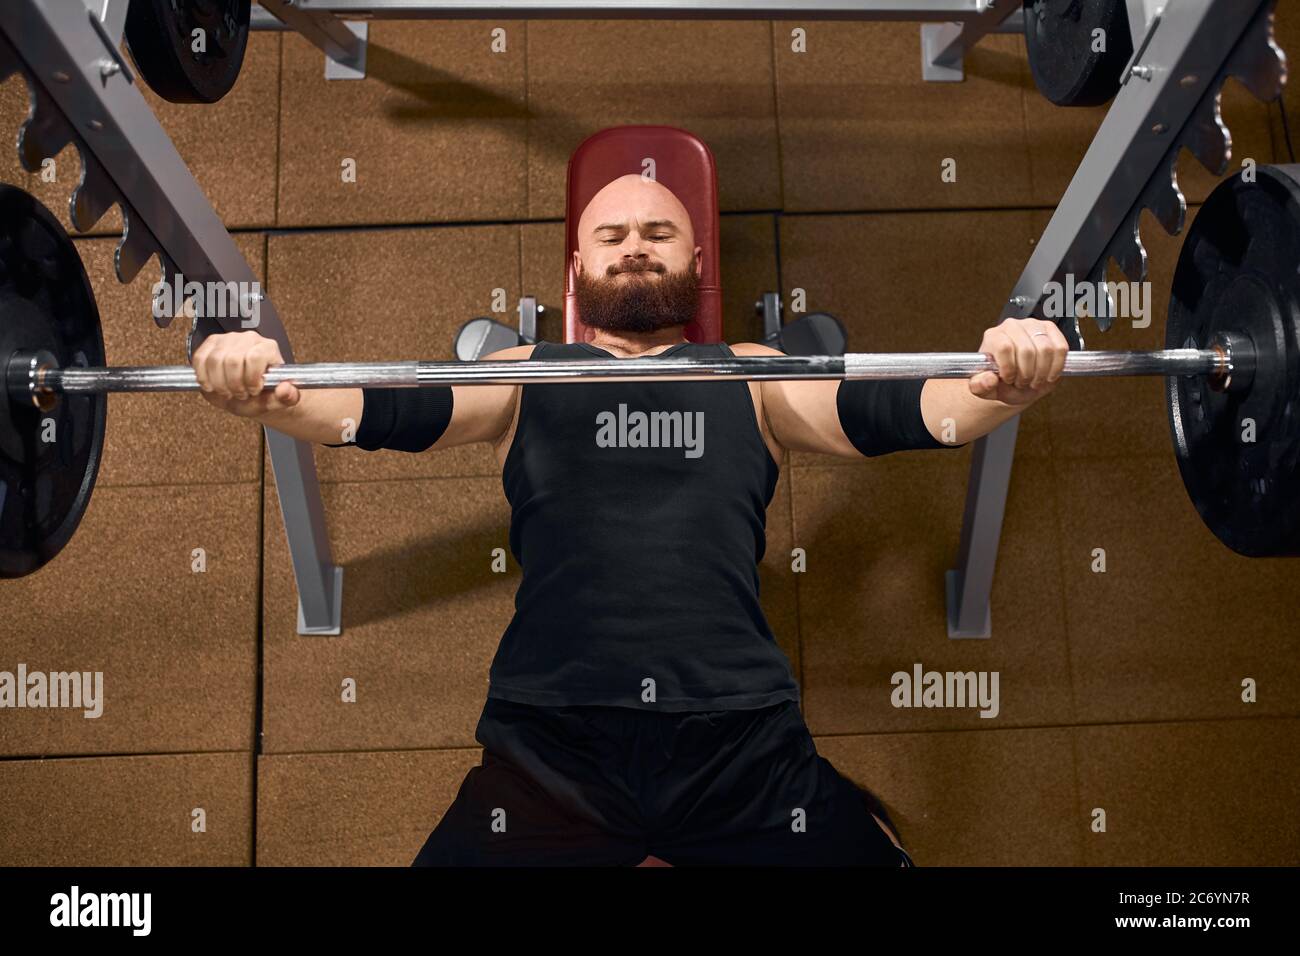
left=597, top=232, right=673, bottom=244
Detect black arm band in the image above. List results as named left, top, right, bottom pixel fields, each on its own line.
left=835, top=378, right=960, bottom=457
left=323, top=386, right=454, bottom=452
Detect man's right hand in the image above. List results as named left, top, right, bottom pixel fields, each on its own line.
left=192, top=330, right=301, bottom=418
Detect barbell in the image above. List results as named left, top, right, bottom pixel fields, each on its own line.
left=2, top=343, right=1247, bottom=397
left=2, top=166, right=1299, bottom=579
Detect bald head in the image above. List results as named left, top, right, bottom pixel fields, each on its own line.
left=574, top=174, right=701, bottom=281
left=572, top=174, right=702, bottom=334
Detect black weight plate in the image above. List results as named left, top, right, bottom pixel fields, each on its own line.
left=1166, top=165, right=1300, bottom=557
left=1023, top=0, right=1134, bottom=107
left=0, top=185, right=105, bottom=578
left=125, top=0, right=252, bottom=104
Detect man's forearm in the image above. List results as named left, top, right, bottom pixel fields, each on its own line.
left=255, top=388, right=364, bottom=445
left=919, top=378, right=1024, bottom=445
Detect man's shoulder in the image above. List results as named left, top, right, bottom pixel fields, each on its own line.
left=480, top=343, right=541, bottom=362
left=728, top=341, right=784, bottom=358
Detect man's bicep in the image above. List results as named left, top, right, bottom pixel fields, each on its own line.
left=436, top=343, right=534, bottom=448
left=334, top=344, right=531, bottom=453
left=761, top=378, right=862, bottom=458
left=438, top=382, right=517, bottom=447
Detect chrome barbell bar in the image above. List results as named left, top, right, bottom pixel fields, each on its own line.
left=6, top=337, right=1253, bottom=410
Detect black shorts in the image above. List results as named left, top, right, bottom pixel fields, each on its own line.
left=412, top=696, right=914, bottom=867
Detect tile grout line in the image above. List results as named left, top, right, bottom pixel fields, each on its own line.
left=250, top=229, right=272, bottom=868
left=767, top=24, right=798, bottom=703
left=4, top=711, right=1294, bottom=764
left=64, top=203, right=1081, bottom=244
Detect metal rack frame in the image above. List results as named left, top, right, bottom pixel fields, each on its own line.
left=255, top=0, right=1024, bottom=82
left=0, top=0, right=1284, bottom=638
left=949, top=0, right=1284, bottom=636
left=0, top=0, right=344, bottom=634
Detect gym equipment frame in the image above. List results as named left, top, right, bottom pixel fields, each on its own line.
left=0, top=0, right=1287, bottom=638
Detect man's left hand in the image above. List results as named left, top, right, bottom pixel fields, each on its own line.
left=968, top=317, right=1070, bottom=406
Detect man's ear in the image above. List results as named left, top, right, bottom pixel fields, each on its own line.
left=693, top=245, right=703, bottom=278
left=571, top=249, right=583, bottom=276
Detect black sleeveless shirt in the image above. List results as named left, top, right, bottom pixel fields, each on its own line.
left=490, top=340, right=801, bottom=712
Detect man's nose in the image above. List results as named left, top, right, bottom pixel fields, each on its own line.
left=620, top=230, right=654, bottom=254
left=617, top=248, right=653, bottom=271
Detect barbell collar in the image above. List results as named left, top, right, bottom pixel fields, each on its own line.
left=1205, top=330, right=1257, bottom=394
left=5, top=348, right=61, bottom=411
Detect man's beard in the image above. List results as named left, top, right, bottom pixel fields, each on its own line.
left=574, top=262, right=699, bottom=333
